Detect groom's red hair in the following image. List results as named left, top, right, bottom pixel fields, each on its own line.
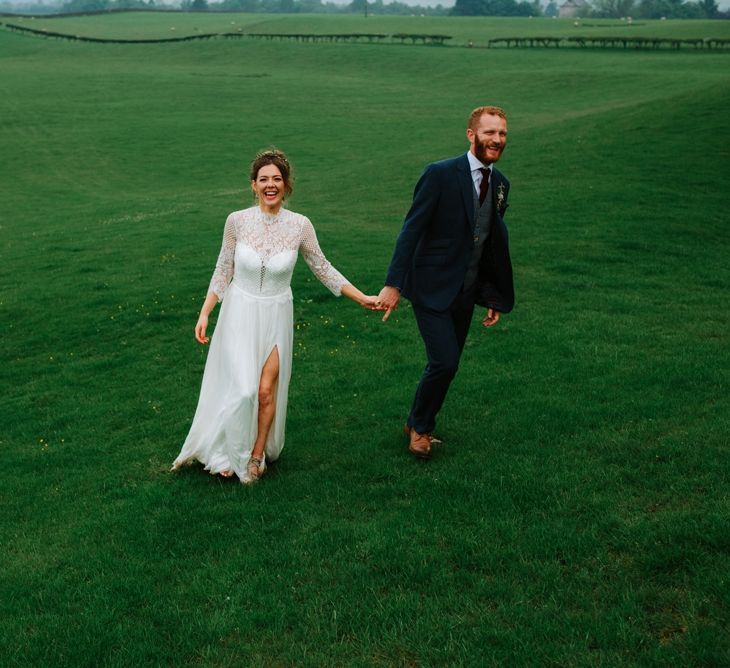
left=468, top=106, right=507, bottom=130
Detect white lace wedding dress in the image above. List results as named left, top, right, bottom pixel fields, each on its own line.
left=172, top=206, right=348, bottom=482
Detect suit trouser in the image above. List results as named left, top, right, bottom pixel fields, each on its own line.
left=408, top=289, right=476, bottom=434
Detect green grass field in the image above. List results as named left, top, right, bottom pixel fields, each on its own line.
left=1, top=13, right=729, bottom=666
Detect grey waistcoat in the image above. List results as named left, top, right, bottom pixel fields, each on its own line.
left=462, top=185, right=494, bottom=292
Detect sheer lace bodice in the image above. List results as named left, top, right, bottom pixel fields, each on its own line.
left=208, top=207, right=349, bottom=300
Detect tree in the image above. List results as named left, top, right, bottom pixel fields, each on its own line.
left=593, top=0, right=635, bottom=17
left=219, top=0, right=262, bottom=10
left=636, top=0, right=701, bottom=17
left=452, top=0, right=540, bottom=14
left=697, top=0, right=718, bottom=16
left=298, top=0, right=325, bottom=10
left=60, top=0, right=109, bottom=11
left=544, top=0, right=559, bottom=15
left=452, top=0, right=487, bottom=15
left=190, top=0, right=208, bottom=10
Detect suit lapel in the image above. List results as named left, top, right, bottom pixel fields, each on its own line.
left=456, top=155, right=476, bottom=229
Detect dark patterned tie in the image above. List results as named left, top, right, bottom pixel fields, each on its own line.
left=479, top=168, right=490, bottom=205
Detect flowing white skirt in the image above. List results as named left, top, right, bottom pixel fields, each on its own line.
left=172, top=281, right=293, bottom=483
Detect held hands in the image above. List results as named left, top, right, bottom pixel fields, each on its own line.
left=377, top=286, right=401, bottom=322
left=342, top=284, right=386, bottom=313
left=356, top=287, right=501, bottom=328
left=360, top=295, right=385, bottom=311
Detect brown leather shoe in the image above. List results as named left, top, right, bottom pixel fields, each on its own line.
left=407, top=427, right=432, bottom=459
left=404, top=424, right=442, bottom=445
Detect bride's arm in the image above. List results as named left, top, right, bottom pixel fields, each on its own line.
left=299, top=217, right=380, bottom=310
left=195, top=214, right=237, bottom=343
left=194, top=292, right=219, bottom=344
left=207, top=214, right=237, bottom=301
left=340, top=283, right=379, bottom=310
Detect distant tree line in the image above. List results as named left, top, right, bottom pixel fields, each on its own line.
left=453, top=0, right=724, bottom=17
left=1, top=0, right=725, bottom=19
left=17, top=0, right=452, bottom=16
left=213, top=0, right=451, bottom=14
left=591, top=0, right=722, bottom=18
left=451, top=0, right=541, bottom=15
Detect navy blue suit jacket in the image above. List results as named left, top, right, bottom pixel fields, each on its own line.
left=385, top=154, right=515, bottom=313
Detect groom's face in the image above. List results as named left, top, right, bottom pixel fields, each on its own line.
left=467, top=113, right=508, bottom=164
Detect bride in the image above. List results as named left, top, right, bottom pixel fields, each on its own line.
left=172, top=149, right=380, bottom=484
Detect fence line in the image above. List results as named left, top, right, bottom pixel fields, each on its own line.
left=486, top=35, right=730, bottom=49
left=2, top=22, right=728, bottom=51
left=0, top=22, right=453, bottom=46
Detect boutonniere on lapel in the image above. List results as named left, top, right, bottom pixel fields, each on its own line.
left=496, top=183, right=507, bottom=216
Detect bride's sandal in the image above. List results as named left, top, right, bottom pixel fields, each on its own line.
left=244, top=456, right=265, bottom=485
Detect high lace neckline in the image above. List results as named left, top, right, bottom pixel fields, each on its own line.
left=256, top=206, right=285, bottom=223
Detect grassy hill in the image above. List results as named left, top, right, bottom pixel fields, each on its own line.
left=1, top=14, right=729, bottom=666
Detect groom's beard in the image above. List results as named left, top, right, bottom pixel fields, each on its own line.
left=474, top=135, right=504, bottom=164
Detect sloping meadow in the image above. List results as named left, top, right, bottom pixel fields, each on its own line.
left=1, top=16, right=728, bottom=666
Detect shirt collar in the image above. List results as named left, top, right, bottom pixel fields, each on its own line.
left=467, top=150, right=491, bottom=174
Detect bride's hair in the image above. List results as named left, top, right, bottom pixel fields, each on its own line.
left=250, top=148, right=293, bottom=196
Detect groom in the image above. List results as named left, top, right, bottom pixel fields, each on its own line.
left=378, top=106, right=515, bottom=459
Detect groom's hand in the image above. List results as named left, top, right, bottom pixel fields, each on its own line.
left=377, top=286, right=400, bottom=322
left=482, top=308, right=501, bottom=327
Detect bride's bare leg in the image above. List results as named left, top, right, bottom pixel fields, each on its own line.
left=250, top=347, right=280, bottom=468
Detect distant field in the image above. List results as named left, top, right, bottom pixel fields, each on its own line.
left=3, top=12, right=730, bottom=46
left=1, top=14, right=728, bottom=666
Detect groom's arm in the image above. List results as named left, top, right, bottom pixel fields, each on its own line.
left=384, top=164, right=441, bottom=290
left=379, top=164, right=441, bottom=321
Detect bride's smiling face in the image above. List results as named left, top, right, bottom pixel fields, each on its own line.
left=252, top=164, right=286, bottom=213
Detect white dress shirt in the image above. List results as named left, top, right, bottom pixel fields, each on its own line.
left=466, top=150, right=491, bottom=196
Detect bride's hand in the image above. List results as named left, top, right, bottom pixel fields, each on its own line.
left=195, top=314, right=210, bottom=344
left=360, top=295, right=384, bottom=311
left=341, top=284, right=384, bottom=311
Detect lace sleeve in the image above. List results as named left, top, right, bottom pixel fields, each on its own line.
left=299, top=217, right=349, bottom=296
left=207, top=214, right=237, bottom=301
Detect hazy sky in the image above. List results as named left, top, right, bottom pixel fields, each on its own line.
left=395, top=0, right=730, bottom=6
left=4, top=0, right=729, bottom=9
